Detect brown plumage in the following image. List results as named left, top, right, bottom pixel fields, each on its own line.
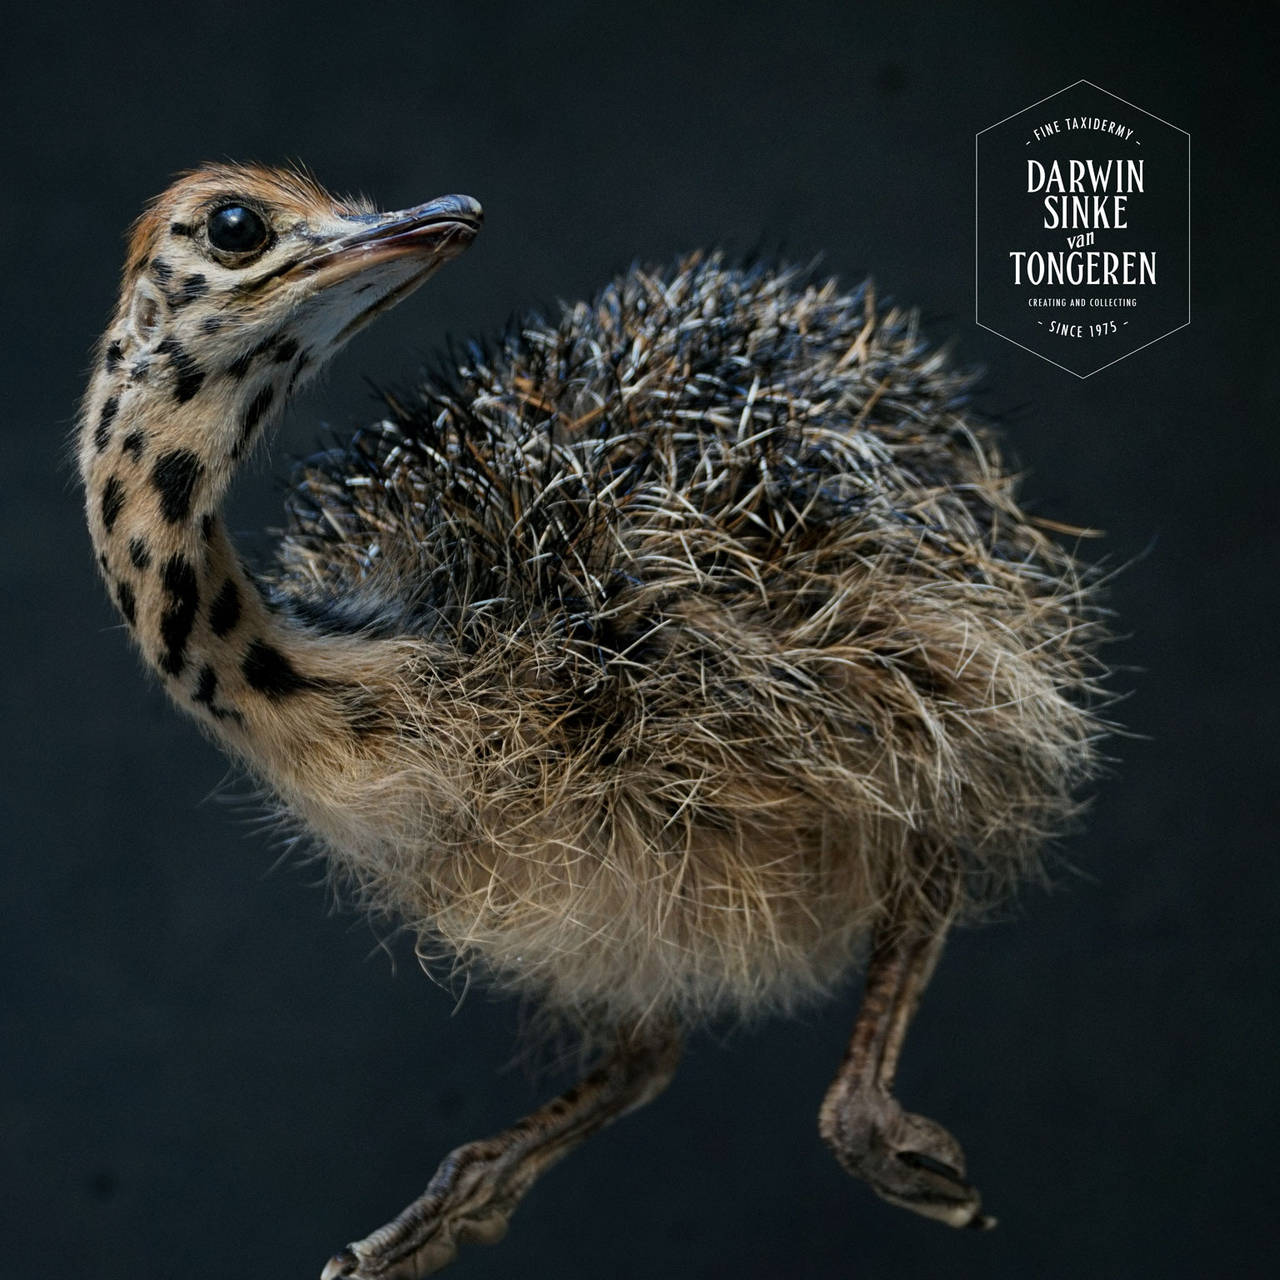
left=79, top=164, right=1109, bottom=1278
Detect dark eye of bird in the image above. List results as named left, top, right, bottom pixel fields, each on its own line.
left=207, top=204, right=270, bottom=255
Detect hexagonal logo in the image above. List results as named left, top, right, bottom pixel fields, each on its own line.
left=975, top=81, right=1188, bottom=377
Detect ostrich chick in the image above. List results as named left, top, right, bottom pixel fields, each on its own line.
left=79, top=165, right=1105, bottom=1278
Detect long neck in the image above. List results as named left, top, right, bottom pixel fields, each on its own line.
left=79, top=325, right=401, bottom=796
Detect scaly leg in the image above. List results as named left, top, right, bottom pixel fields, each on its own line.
left=819, top=924, right=995, bottom=1230
left=322, top=1025, right=683, bottom=1279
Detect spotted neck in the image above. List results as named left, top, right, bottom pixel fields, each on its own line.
left=78, top=318, right=393, bottom=791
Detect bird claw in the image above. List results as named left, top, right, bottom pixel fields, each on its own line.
left=320, top=1188, right=511, bottom=1278
left=320, top=1235, right=462, bottom=1280
left=318, top=1030, right=679, bottom=1277
left=826, top=1086, right=995, bottom=1231
left=321, top=1246, right=360, bottom=1279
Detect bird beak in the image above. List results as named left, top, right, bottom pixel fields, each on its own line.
left=306, top=194, right=484, bottom=284
left=292, top=193, right=483, bottom=340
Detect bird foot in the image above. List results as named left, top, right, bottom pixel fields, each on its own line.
left=823, top=1085, right=995, bottom=1231
left=321, top=1028, right=681, bottom=1277
left=320, top=1142, right=517, bottom=1280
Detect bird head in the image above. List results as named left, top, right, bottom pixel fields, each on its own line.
left=96, top=163, right=482, bottom=459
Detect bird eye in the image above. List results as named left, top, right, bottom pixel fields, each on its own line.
left=207, top=204, right=270, bottom=255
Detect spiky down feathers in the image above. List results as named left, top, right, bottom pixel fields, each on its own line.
left=270, top=253, right=1106, bottom=1029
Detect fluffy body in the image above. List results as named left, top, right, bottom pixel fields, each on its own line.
left=263, top=253, right=1105, bottom=1028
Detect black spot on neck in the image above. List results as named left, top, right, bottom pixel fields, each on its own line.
left=209, top=579, right=241, bottom=638
left=227, top=333, right=279, bottom=381
left=115, top=580, right=136, bottom=626
left=151, top=449, right=204, bottom=524
left=121, top=429, right=147, bottom=460
left=101, top=476, right=126, bottom=532
left=242, top=639, right=316, bottom=698
left=193, top=664, right=217, bottom=703
left=168, top=273, right=209, bottom=310
left=128, top=537, right=151, bottom=571
left=234, top=384, right=275, bottom=457
left=155, top=337, right=205, bottom=403
left=93, top=397, right=119, bottom=451
left=200, top=315, right=224, bottom=335
left=191, top=664, right=243, bottom=723
left=158, top=554, right=199, bottom=676
left=150, top=258, right=173, bottom=286
left=285, top=349, right=312, bottom=396
left=273, top=337, right=299, bottom=363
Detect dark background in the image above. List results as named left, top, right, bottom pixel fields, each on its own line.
left=3, top=2, right=1275, bottom=1277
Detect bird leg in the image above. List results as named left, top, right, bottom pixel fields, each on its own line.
left=819, top=923, right=995, bottom=1230
left=321, top=1024, right=683, bottom=1279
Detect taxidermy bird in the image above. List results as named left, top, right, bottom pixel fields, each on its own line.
left=79, top=164, right=1106, bottom=1278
